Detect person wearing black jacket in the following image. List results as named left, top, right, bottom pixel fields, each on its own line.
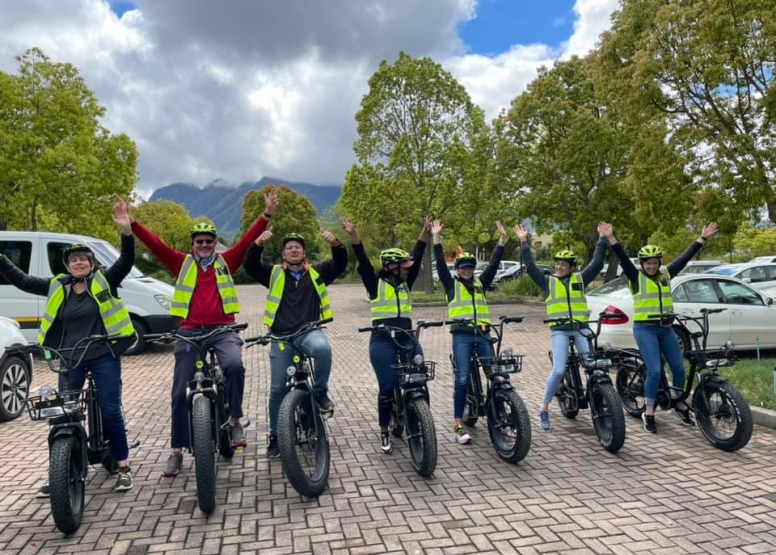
left=0, top=198, right=136, bottom=493
left=243, top=228, right=348, bottom=458
left=433, top=219, right=506, bottom=445
left=340, top=216, right=431, bottom=454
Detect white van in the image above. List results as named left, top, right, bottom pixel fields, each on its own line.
left=0, top=231, right=178, bottom=355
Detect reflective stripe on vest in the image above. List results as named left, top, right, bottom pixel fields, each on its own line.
left=371, top=279, right=412, bottom=321
left=631, top=268, right=673, bottom=321
left=170, top=255, right=239, bottom=318
left=263, top=265, right=333, bottom=327
left=37, top=271, right=135, bottom=344
left=448, top=278, right=491, bottom=325
left=545, top=273, right=589, bottom=327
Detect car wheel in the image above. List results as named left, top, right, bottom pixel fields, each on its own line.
left=0, top=356, right=31, bottom=422
left=673, top=327, right=690, bottom=358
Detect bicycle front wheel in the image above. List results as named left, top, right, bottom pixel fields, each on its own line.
left=693, top=380, right=753, bottom=452
left=191, top=394, right=217, bottom=513
left=589, top=383, right=626, bottom=454
left=278, top=389, right=330, bottom=497
left=488, top=388, right=531, bottom=464
left=49, top=435, right=85, bottom=535
left=405, top=398, right=437, bottom=477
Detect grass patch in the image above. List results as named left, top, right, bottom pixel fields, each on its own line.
left=718, top=358, right=776, bottom=411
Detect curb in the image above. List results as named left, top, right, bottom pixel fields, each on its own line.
left=751, top=406, right=776, bottom=429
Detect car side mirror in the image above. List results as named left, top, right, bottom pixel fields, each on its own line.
left=743, top=277, right=752, bottom=283
left=767, top=296, right=774, bottom=306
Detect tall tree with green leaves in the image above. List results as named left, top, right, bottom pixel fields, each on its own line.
left=0, top=48, right=137, bottom=236
left=341, top=52, right=490, bottom=292
left=599, top=0, right=776, bottom=224
left=239, top=185, right=321, bottom=262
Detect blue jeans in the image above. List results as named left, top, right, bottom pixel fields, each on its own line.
left=59, top=353, right=129, bottom=462
left=268, top=329, right=332, bottom=435
left=452, top=331, right=492, bottom=419
left=633, top=324, right=685, bottom=407
left=171, top=330, right=244, bottom=450
left=369, top=332, right=423, bottom=427
left=542, top=329, right=591, bottom=405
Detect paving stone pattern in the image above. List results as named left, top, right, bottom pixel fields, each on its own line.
left=1, top=283, right=775, bottom=555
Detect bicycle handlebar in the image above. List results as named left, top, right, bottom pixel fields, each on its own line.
left=146, top=322, right=249, bottom=346
left=244, top=318, right=333, bottom=348
left=6, top=334, right=128, bottom=374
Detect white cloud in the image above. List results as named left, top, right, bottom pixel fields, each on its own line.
left=0, top=0, right=619, bottom=198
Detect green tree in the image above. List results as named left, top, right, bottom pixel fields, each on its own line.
left=341, top=52, right=490, bottom=292
left=130, top=200, right=196, bottom=277
left=0, top=48, right=137, bottom=236
left=239, top=185, right=320, bottom=262
left=733, top=222, right=776, bottom=259
left=599, top=0, right=776, bottom=224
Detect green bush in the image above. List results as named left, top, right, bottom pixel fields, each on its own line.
left=498, top=276, right=543, bottom=298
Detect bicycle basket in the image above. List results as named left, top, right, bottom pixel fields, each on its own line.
left=580, top=351, right=615, bottom=371
left=392, top=361, right=436, bottom=385
left=26, top=389, right=86, bottom=421
left=480, top=354, right=523, bottom=377
left=691, top=349, right=735, bottom=370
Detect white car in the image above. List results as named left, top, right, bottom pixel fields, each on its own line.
left=587, top=274, right=776, bottom=352
left=0, top=316, right=33, bottom=422
left=706, top=262, right=776, bottom=290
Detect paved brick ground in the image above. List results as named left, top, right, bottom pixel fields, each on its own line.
left=1, top=283, right=775, bottom=555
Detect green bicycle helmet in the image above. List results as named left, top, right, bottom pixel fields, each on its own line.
left=454, top=252, right=477, bottom=269
left=282, top=233, right=306, bottom=249
left=380, top=248, right=412, bottom=268
left=62, top=243, right=94, bottom=266
left=638, top=245, right=663, bottom=260
left=190, top=222, right=217, bottom=238
left=553, top=249, right=578, bottom=266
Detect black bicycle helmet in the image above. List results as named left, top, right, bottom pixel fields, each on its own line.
left=282, top=233, right=306, bottom=249
left=62, top=243, right=94, bottom=266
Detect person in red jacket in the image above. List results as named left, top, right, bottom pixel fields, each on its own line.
left=127, top=192, right=278, bottom=477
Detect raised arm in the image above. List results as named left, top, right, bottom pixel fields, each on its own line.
left=479, top=220, right=507, bottom=288
left=515, top=223, right=549, bottom=295
left=103, top=194, right=136, bottom=288
left=431, top=219, right=454, bottom=298
left=223, top=191, right=277, bottom=271
left=579, top=221, right=610, bottom=286
left=667, top=222, right=718, bottom=277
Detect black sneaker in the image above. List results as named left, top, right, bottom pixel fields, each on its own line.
left=115, top=467, right=133, bottom=491
left=316, top=391, right=335, bottom=413
left=674, top=406, right=695, bottom=426
left=642, top=412, right=657, bottom=434
left=163, top=453, right=183, bottom=477
left=380, top=432, right=392, bottom=454
left=36, top=479, right=50, bottom=498
left=266, top=435, right=280, bottom=459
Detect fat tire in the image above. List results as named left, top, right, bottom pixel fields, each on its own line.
left=590, top=383, right=626, bottom=454
left=488, top=388, right=531, bottom=464
left=48, top=435, right=84, bottom=535
left=557, top=368, right=579, bottom=419
left=405, top=398, right=437, bottom=477
left=217, top=386, right=235, bottom=460
left=462, top=379, right=479, bottom=427
left=693, top=380, right=753, bottom=452
left=278, top=389, right=330, bottom=497
left=191, top=394, right=217, bottom=513
left=615, top=363, right=646, bottom=419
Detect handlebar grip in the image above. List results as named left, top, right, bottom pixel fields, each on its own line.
left=443, top=320, right=455, bottom=325
left=419, top=321, right=445, bottom=328
left=501, top=317, right=524, bottom=324
left=232, top=323, right=250, bottom=331
left=318, top=317, right=334, bottom=326
left=357, top=327, right=373, bottom=333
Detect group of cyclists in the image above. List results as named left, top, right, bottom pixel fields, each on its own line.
left=0, top=190, right=719, bottom=496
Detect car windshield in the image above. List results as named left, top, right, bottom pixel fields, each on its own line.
left=589, top=276, right=632, bottom=298
left=707, top=266, right=741, bottom=276
left=88, top=240, right=144, bottom=279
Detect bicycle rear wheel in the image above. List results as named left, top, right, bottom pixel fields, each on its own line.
left=557, top=368, right=579, bottom=419
left=615, top=363, right=646, bottom=418
left=278, top=389, right=330, bottom=497
left=462, top=379, right=480, bottom=427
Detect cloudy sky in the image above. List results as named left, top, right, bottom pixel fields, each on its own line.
left=0, top=0, right=620, bottom=199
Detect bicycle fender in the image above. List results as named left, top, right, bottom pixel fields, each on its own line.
left=693, top=374, right=728, bottom=415
left=47, top=422, right=85, bottom=445
left=402, top=387, right=429, bottom=405
left=491, top=376, right=514, bottom=392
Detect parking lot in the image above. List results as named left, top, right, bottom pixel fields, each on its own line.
left=1, top=283, right=775, bottom=555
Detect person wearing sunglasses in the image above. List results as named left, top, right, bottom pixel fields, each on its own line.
left=126, top=192, right=278, bottom=477
left=243, top=227, right=348, bottom=459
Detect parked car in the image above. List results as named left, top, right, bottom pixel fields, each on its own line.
left=586, top=274, right=776, bottom=352
left=679, top=260, right=725, bottom=274
left=749, top=255, right=776, bottom=263
left=706, top=262, right=776, bottom=290
left=432, top=262, right=455, bottom=281
left=600, top=258, right=641, bottom=277
left=491, top=263, right=552, bottom=288
left=0, top=316, right=33, bottom=422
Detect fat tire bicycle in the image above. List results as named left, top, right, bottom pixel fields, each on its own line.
left=357, top=320, right=443, bottom=477
left=451, top=317, right=532, bottom=464
left=246, top=319, right=333, bottom=497
left=147, top=322, right=249, bottom=514
left=615, top=308, right=752, bottom=452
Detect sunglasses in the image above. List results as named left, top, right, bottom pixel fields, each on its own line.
left=194, top=239, right=214, bottom=245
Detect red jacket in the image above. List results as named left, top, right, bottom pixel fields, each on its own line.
left=131, top=217, right=269, bottom=329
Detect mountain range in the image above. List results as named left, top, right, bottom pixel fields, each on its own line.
left=149, top=176, right=342, bottom=240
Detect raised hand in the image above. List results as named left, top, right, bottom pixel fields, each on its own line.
left=598, top=221, right=613, bottom=238
left=321, top=229, right=337, bottom=244
left=514, top=223, right=529, bottom=241
left=341, top=217, right=360, bottom=244
left=495, top=220, right=507, bottom=237
left=112, top=194, right=132, bottom=234
left=422, top=215, right=433, bottom=231
left=701, top=222, right=719, bottom=239
left=264, top=191, right=279, bottom=216
left=255, top=229, right=273, bottom=246
left=431, top=219, right=443, bottom=236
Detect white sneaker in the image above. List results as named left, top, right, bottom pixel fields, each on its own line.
left=454, top=425, right=471, bottom=445
left=380, top=433, right=392, bottom=454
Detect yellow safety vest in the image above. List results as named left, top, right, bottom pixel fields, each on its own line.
left=371, top=279, right=412, bottom=321
left=545, top=273, right=589, bottom=327
left=37, top=271, right=135, bottom=344
left=263, top=265, right=333, bottom=327
left=170, top=255, right=239, bottom=318
left=631, top=267, right=673, bottom=322
left=448, top=278, right=491, bottom=325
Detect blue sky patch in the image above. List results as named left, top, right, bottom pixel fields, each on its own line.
left=109, top=1, right=136, bottom=17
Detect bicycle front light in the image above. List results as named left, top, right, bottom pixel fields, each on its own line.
left=286, top=365, right=296, bottom=377
left=413, top=354, right=424, bottom=366
left=154, top=294, right=172, bottom=310
left=194, top=371, right=206, bottom=382
left=39, top=384, right=55, bottom=399
left=725, top=340, right=735, bottom=350
left=502, top=348, right=513, bottom=358
left=603, top=342, right=613, bottom=351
